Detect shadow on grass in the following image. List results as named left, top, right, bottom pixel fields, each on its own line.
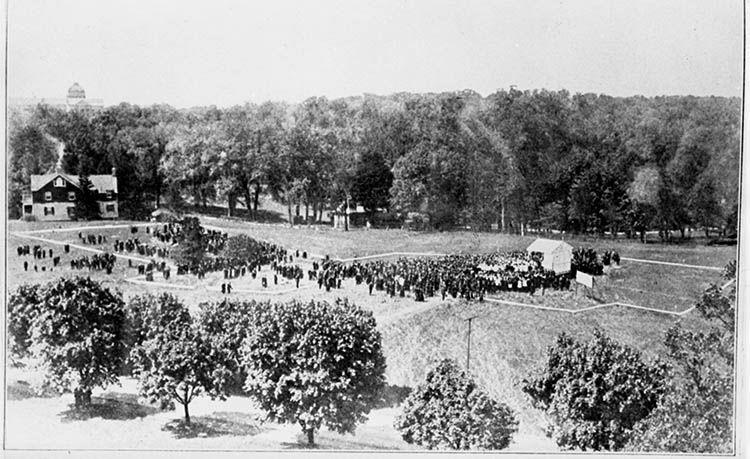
left=162, top=411, right=267, bottom=439
left=281, top=435, right=396, bottom=451
left=185, top=204, right=286, bottom=224
left=58, top=393, right=160, bottom=422
left=6, top=379, right=59, bottom=401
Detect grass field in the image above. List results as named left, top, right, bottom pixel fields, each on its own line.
left=4, top=216, right=735, bottom=451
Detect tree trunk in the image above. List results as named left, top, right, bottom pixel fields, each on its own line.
left=228, top=194, right=237, bottom=218
left=344, top=195, right=350, bottom=232
left=253, top=183, right=261, bottom=219
left=306, top=428, right=315, bottom=446
left=500, top=199, right=506, bottom=232
left=183, top=402, right=191, bottom=425
left=287, top=200, right=294, bottom=227
left=74, top=387, right=92, bottom=407
left=243, top=186, right=253, bottom=220
left=305, top=202, right=309, bottom=224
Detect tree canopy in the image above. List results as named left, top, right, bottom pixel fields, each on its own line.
left=8, top=91, right=739, bottom=236
left=241, top=298, right=386, bottom=446
left=394, top=359, right=518, bottom=450
left=523, top=330, right=667, bottom=451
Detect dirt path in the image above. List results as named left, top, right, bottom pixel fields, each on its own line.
left=619, top=256, right=723, bottom=271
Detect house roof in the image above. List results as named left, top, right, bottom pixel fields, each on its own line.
left=30, top=173, right=117, bottom=193
left=526, top=238, right=572, bottom=253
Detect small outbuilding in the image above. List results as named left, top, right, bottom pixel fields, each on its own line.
left=526, top=238, right=573, bottom=274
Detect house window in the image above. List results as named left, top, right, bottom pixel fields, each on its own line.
left=106, top=190, right=113, bottom=200
left=44, top=191, right=52, bottom=201
left=68, top=191, right=76, bottom=201
left=24, top=205, right=32, bottom=214
left=54, top=177, right=65, bottom=187
left=106, top=204, right=115, bottom=212
left=50, top=207, right=55, bottom=216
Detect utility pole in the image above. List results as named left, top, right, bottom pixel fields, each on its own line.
left=465, top=315, right=478, bottom=371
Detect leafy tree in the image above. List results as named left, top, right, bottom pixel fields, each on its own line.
left=523, top=330, right=667, bottom=451
left=627, top=263, right=735, bottom=453
left=394, top=359, right=518, bottom=450
left=74, top=175, right=101, bottom=220
left=130, top=293, right=231, bottom=424
left=172, top=217, right=206, bottom=269
left=351, top=150, right=393, bottom=218
left=197, top=299, right=263, bottom=393
left=7, top=284, right=43, bottom=359
left=219, top=234, right=264, bottom=266
left=8, top=122, right=58, bottom=218
left=241, top=298, right=386, bottom=446
left=29, top=277, right=126, bottom=407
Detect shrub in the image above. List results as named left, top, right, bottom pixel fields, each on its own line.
left=219, top=234, right=265, bottom=267
left=242, top=298, right=386, bottom=446
left=394, top=359, right=518, bottom=450
left=571, top=248, right=603, bottom=276
left=523, top=330, right=667, bottom=451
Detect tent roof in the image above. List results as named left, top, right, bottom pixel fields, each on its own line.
left=526, top=238, right=572, bottom=253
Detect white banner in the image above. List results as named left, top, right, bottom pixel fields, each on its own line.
left=576, top=271, right=594, bottom=288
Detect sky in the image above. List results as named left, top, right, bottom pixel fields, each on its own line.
left=6, top=0, right=745, bottom=108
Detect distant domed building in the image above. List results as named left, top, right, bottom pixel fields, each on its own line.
left=66, top=82, right=86, bottom=103
left=10, top=82, right=103, bottom=111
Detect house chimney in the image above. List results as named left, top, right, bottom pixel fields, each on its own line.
left=111, top=167, right=117, bottom=176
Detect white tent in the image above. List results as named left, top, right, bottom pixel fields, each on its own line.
left=526, top=238, right=573, bottom=274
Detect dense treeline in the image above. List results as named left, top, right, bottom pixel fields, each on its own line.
left=9, top=89, right=740, bottom=238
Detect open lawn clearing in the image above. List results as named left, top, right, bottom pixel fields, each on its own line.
left=6, top=233, right=148, bottom=291
left=7, top=219, right=730, bottom=316
left=380, top=300, right=687, bottom=437
left=7, top=219, right=149, bottom=233
left=192, top=215, right=735, bottom=267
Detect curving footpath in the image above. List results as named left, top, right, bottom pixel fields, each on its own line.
left=11, top=224, right=729, bottom=316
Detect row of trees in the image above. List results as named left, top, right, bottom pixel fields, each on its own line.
left=8, top=89, right=740, bottom=236
left=8, top=277, right=522, bottom=449
left=9, top=280, right=386, bottom=446
left=7, top=261, right=736, bottom=451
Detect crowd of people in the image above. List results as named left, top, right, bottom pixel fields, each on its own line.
left=308, top=251, right=572, bottom=301
left=16, top=244, right=70, bottom=273
left=70, top=253, right=117, bottom=274
left=78, top=232, right=108, bottom=245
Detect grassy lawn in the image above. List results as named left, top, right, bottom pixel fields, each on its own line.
left=4, top=216, right=733, bottom=451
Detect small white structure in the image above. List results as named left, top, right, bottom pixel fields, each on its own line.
left=526, top=238, right=573, bottom=274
